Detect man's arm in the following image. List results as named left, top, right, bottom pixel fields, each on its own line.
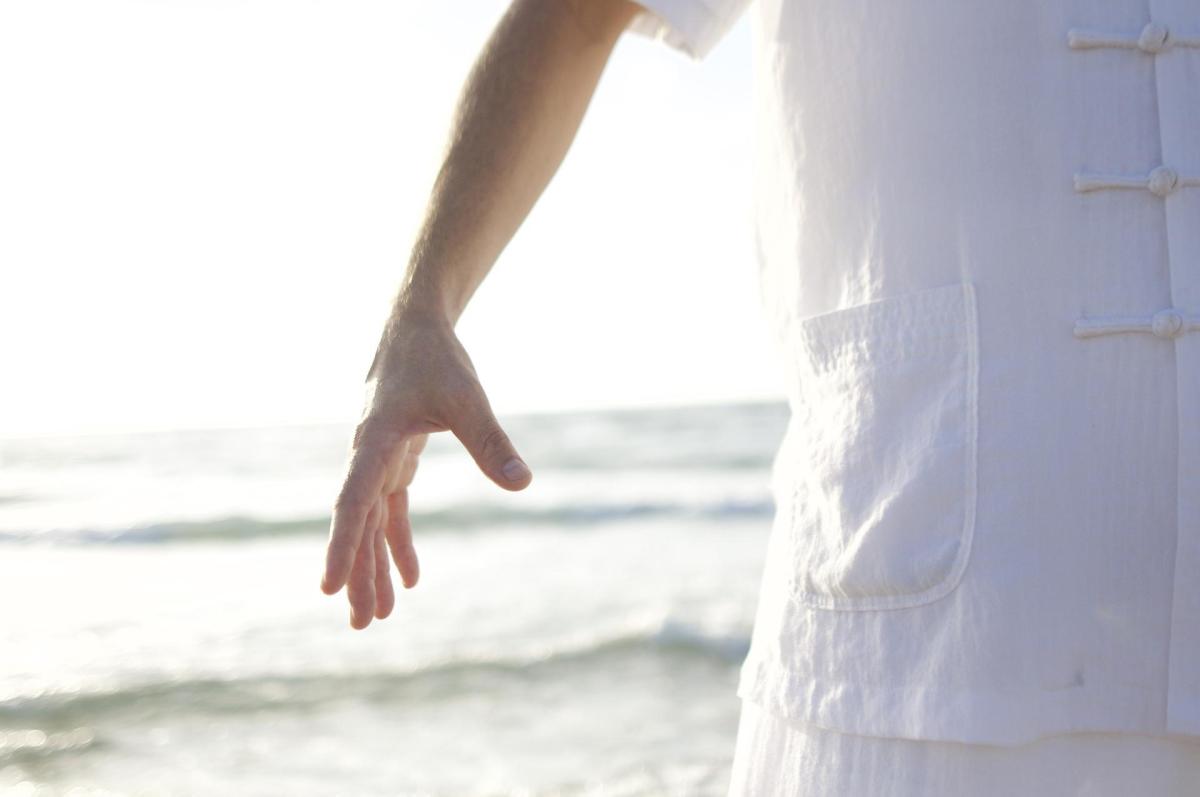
left=321, top=0, right=642, bottom=629
left=395, top=0, right=641, bottom=327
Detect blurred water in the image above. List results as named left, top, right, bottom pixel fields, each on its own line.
left=0, top=400, right=787, bottom=796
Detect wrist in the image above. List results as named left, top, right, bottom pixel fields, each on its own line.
left=398, top=270, right=469, bottom=329
left=365, top=295, right=456, bottom=383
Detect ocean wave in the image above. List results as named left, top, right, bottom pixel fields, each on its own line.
left=0, top=727, right=98, bottom=766
left=0, top=620, right=750, bottom=726
left=0, top=498, right=773, bottom=546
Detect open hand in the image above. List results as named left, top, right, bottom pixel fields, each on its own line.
left=320, top=311, right=533, bottom=629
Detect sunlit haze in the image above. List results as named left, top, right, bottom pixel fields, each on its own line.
left=0, top=1, right=783, bottom=437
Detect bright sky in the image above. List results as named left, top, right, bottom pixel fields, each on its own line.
left=0, top=1, right=784, bottom=438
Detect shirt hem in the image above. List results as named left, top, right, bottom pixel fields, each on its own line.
left=736, top=654, right=1196, bottom=747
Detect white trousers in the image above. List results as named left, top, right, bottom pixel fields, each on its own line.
left=727, top=698, right=1200, bottom=796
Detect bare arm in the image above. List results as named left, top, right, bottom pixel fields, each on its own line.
left=393, top=0, right=641, bottom=327
left=321, top=0, right=642, bottom=629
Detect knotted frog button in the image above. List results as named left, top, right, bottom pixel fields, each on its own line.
left=1152, top=308, right=1186, bottom=339
left=1148, top=165, right=1180, bottom=197
left=1138, top=21, right=1171, bottom=53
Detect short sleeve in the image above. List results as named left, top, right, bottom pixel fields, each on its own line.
left=628, top=0, right=752, bottom=60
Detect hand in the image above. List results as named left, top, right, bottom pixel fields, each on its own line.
left=320, top=310, right=533, bottom=629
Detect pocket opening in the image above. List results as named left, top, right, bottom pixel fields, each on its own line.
left=779, top=281, right=980, bottom=612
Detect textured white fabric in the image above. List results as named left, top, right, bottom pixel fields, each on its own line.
left=727, top=698, right=1200, bottom=797
left=631, top=0, right=1200, bottom=746
left=628, top=0, right=752, bottom=60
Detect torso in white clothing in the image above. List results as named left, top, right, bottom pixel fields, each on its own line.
left=632, top=0, right=1200, bottom=745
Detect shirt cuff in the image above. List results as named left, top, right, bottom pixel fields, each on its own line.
left=627, top=0, right=729, bottom=61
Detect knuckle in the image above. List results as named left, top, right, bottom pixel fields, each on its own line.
left=444, top=392, right=478, bottom=423
left=349, top=569, right=374, bottom=594
left=334, top=490, right=370, bottom=518
left=352, top=440, right=391, bottom=474
left=352, top=418, right=393, bottom=453
left=476, top=423, right=511, bottom=459
left=326, top=539, right=352, bottom=561
left=443, top=370, right=485, bottom=409
left=353, top=415, right=410, bottom=456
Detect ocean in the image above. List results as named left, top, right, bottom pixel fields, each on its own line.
left=0, top=400, right=788, bottom=796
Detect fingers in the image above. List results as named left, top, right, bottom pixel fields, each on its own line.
left=451, top=393, right=532, bottom=491
left=322, top=434, right=398, bottom=595
left=346, top=500, right=380, bottom=629
left=384, top=440, right=421, bottom=495
left=385, top=489, right=420, bottom=589
left=408, top=432, right=429, bottom=457
left=372, top=501, right=396, bottom=619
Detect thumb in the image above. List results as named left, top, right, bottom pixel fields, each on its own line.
left=451, top=391, right=532, bottom=491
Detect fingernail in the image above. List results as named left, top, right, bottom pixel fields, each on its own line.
left=502, top=458, right=530, bottom=482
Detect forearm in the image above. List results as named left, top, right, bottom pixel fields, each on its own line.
left=327, top=0, right=644, bottom=621
left=380, top=0, right=638, bottom=344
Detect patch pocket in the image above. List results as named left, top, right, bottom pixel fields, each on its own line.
left=776, top=281, right=979, bottom=611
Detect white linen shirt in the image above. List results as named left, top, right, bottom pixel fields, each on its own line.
left=631, top=0, right=1200, bottom=746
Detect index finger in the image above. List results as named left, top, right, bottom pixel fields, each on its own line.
left=322, top=434, right=404, bottom=594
